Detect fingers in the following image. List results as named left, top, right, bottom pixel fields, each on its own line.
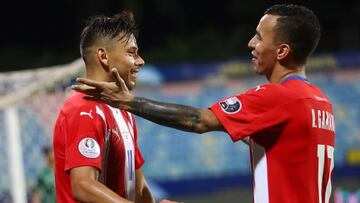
left=111, top=68, right=122, bottom=84
left=72, top=78, right=106, bottom=95
left=76, top=77, right=103, bottom=88
left=82, top=95, right=98, bottom=101
left=159, top=200, right=183, bottom=203
left=83, top=95, right=109, bottom=103
left=71, top=84, right=96, bottom=91
left=71, top=85, right=106, bottom=98
left=111, top=68, right=128, bottom=91
left=83, top=95, right=120, bottom=109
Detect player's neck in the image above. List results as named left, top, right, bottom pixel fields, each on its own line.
left=86, top=66, right=110, bottom=82
left=268, top=64, right=306, bottom=83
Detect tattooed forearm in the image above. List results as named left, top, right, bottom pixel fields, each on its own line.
left=127, top=97, right=204, bottom=133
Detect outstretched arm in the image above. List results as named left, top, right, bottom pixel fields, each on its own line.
left=124, top=97, right=223, bottom=133
left=72, top=68, right=224, bottom=134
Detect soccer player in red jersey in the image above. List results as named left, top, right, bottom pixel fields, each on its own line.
left=73, top=4, right=335, bottom=203
left=53, top=11, right=154, bottom=203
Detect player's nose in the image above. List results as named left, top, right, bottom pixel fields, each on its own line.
left=136, top=55, right=145, bottom=67
left=248, top=35, right=256, bottom=50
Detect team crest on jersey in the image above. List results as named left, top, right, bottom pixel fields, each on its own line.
left=78, top=138, right=100, bottom=158
left=219, top=97, right=242, bottom=114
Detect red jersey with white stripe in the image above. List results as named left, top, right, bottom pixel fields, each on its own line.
left=210, top=76, right=335, bottom=203
left=53, top=92, right=144, bottom=203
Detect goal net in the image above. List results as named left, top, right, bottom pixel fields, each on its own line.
left=0, top=59, right=84, bottom=203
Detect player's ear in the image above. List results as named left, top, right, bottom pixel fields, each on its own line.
left=97, top=48, right=110, bottom=71
left=277, top=43, right=290, bottom=61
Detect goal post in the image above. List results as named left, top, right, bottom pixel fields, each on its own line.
left=0, top=58, right=85, bottom=202
left=5, top=106, right=26, bottom=203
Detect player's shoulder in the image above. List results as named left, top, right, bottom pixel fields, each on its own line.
left=61, top=92, right=101, bottom=115
left=245, top=83, right=291, bottom=97
left=240, top=83, right=295, bottom=106
left=63, top=92, right=92, bottom=106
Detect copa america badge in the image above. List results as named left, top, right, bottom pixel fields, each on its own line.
left=219, top=97, right=242, bottom=114
left=78, top=138, right=100, bottom=158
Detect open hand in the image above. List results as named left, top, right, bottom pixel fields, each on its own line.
left=71, top=68, right=134, bottom=109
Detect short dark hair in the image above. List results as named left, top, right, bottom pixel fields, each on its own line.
left=265, top=4, right=321, bottom=65
left=80, top=11, right=138, bottom=61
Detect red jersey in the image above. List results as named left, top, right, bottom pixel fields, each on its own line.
left=53, top=93, right=144, bottom=203
left=210, top=76, right=335, bottom=203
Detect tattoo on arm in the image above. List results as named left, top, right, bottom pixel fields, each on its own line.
left=128, top=97, right=203, bottom=133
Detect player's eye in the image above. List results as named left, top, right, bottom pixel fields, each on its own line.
left=254, top=31, right=262, bottom=40
left=127, top=51, right=136, bottom=56
left=256, top=34, right=262, bottom=40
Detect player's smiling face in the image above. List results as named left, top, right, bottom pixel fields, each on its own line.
left=106, top=34, right=144, bottom=90
left=248, top=14, right=279, bottom=76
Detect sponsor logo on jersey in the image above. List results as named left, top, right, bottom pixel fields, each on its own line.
left=220, top=97, right=242, bottom=114
left=112, top=128, right=120, bottom=138
left=254, top=85, right=266, bottom=92
left=80, top=110, right=94, bottom=119
left=314, top=95, right=328, bottom=102
left=78, top=138, right=100, bottom=158
left=120, top=129, right=131, bottom=140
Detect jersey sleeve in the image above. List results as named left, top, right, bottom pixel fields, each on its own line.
left=209, top=84, right=290, bottom=142
left=131, top=114, right=145, bottom=169
left=63, top=102, right=106, bottom=172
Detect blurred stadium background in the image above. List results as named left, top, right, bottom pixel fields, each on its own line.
left=1, top=0, right=360, bottom=203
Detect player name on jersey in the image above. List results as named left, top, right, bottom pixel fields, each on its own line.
left=311, top=108, right=335, bottom=132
